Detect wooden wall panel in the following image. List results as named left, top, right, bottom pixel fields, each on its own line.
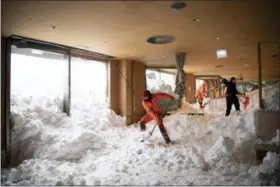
left=185, top=73, right=195, bottom=103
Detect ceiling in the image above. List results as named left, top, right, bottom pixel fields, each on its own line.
left=2, top=0, right=280, bottom=81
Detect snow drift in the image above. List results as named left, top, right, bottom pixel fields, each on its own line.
left=9, top=94, right=125, bottom=165
left=1, top=83, right=280, bottom=185
left=203, top=82, right=279, bottom=114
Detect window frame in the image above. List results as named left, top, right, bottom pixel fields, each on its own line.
left=3, top=35, right=113, bottom=164
left=9, top=35, right=112, bottom=114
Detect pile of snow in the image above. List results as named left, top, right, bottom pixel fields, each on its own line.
left=202, top=82, right=279, bottom=114
left=2, top=91, right=279, bottom=185
left=149, top=80, right=174, bottom=95
left=249, top=152, right=280, bottom=185
left=203, top=98, right=226, bottom=114
left=256, top=133, right=279, bottom=145
left=261, top=82, right=279, bottom=111
left=9, top=94, right=125, bottom=166
left=241, top=82, right=279, bottom=111
left=176, top=103, right=203, bottom=114
left=203, top=97, right=247, bottom=115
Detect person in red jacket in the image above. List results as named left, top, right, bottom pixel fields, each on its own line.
left=196, top=80, right=208, bottom=109
left=243, top=96, right=250, bottom=110
left=139, top=90, right=174, bottom=144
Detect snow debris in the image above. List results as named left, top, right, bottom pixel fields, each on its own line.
left=1, top=83, right=279, bottom=186
left=202, top=82, right=279, bottom=115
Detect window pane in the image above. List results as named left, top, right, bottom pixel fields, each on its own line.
left=71, top=57, right=108, bottom=113
left=146, top=69, right=160, bottom=92
left=145, top=69, right=176, bottom=95
left=160, top=72, right=175, bottom=91
left=11, top=45, right=67, bottom=110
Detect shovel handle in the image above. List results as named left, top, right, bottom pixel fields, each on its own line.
left=149, top=124, right=157, bottom=136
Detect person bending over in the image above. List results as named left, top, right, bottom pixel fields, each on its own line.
left=139, top=90, right=174, bottom=144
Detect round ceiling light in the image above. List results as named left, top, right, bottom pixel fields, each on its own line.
left=171, top=2, right=187, bottom=10
left=147, top=35, right=175, bottom=44
left=193, top=18, right=200, bottom=22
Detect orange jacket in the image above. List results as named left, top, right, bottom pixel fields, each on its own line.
left=196, top=83, right=207, bottom=101
left=142, top=93, right=174, bottom=117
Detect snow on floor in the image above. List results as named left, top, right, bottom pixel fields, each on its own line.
left=1, top=84, right=280, bottom=185
left=202, top=82, right=279, bottom=115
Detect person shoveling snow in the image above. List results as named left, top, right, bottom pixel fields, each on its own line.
left=223, top=77, right=249, bottom=116
left=139, top=90, right=177, bottom=144
left=195, top=80, right=208, bottom=109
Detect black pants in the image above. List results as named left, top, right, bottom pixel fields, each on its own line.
left=226, top=95, right=240, bottom=116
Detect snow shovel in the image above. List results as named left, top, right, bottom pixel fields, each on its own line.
left=149, top=123, right=157, bottom=136
left=140, top=123, right=157, bottom=143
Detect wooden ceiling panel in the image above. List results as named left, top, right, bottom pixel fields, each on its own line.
left=2, top=0, right=280, bottom=80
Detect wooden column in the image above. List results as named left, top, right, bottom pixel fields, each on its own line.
left=258, top=43, right=263, bottom=109
left=63, top=51, right=71, bottom=116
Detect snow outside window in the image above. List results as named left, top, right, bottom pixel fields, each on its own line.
left=71, top=57, right=108, bottom=114
left=11, top=46, right=67, bottom=110
left=146, top=69, right=176, bottom=95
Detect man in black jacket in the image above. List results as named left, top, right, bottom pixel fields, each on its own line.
left=225, top=77, right=245, bottom=116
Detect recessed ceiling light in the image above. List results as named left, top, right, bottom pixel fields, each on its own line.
left=216, top=37, right=220, bottom=40
left=171, top=2, right=187, bottom=10
left=245, top=64, right=248, bottom=67
left=193, top=18, right=200, bottom=22
left=216, top=48, right=227, bottom=59
left=147, top=35, right=174, bottom=44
